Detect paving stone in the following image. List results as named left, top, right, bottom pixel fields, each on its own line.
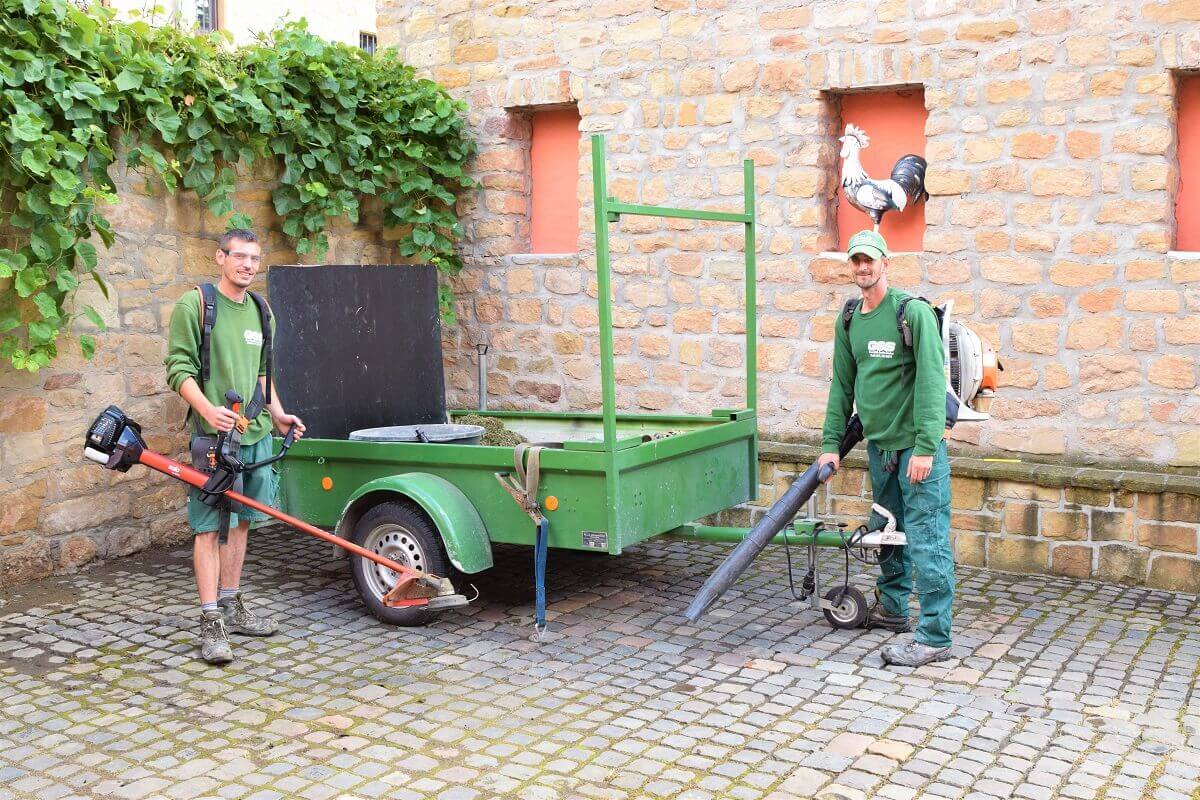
left=0, top=528, right=1197, bottom=800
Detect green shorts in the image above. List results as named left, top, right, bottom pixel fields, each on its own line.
left=187, top=435, right=279, bottom=534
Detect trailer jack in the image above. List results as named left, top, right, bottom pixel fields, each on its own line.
left=83, top=405, right=469, bottom=612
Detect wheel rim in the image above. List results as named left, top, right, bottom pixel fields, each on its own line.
left=361, top=523, right=427, bottom=598
left=828, top=592, right=860, bottom=624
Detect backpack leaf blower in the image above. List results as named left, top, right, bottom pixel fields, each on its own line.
left=83, top=399, right=469, bottom=612
left=685, top=303, right=1001, bottom=624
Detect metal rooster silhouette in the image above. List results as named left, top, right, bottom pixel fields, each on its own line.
left=838, top=124, right=929, bottom=231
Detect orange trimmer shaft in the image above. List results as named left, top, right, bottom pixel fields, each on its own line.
left=138, top=449, right=434, bottom=605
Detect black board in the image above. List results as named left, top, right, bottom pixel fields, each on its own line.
left=267, top=264, right=446, bottom=440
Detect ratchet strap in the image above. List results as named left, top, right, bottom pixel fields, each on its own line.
left=497, top=444, right=549, bottom=636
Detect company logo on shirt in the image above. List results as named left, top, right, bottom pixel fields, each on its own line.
left=244, top=329, right=263, bottom=347
left=868, top=340, right=896, bottom=359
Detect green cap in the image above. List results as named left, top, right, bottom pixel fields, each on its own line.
left=847, top=230, right=888, bottom=260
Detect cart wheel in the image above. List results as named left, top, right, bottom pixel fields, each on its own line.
left=822, top=586, right=868, bottom=630
left=350, top=501, right=450, bottom=627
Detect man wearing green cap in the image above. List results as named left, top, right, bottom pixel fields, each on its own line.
left=817, top=229, right=955, bottom=668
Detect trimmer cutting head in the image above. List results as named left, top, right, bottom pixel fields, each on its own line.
left=84, top=406, right=146, bottom=472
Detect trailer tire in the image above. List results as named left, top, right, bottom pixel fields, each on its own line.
left=350, top=500, right=450, bottom=627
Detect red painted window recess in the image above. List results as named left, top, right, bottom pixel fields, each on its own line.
left=1177, top=74, right=1200, bottom=252
left=530, top=108, right=581, bottom=253
left=836, top=89, right=928, bottom=253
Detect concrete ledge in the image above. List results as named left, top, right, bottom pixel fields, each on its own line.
left=744, top=440, right=1200, bottom=594
left=759, top=440, right=1200, bottom=497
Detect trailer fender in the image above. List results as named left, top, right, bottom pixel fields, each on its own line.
left=336, top=473, right=493, bottom=574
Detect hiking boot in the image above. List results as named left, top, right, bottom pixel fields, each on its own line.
left=219, top=592, right=278, bottom=637
left=865, top=601, right=912, bottom=633
left=881, top=639, right=953, bottom=668
left=199, top=611, right=233, bottom=665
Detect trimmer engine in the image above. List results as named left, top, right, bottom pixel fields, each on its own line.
left=84, top=406, right=146, bottom=472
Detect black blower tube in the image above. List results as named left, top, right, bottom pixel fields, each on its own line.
left=683, top=415, right=865, bottom=623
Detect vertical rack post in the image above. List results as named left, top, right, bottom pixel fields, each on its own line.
left=743, top=157, right=757, bottom=414
left=591, top=135, right=619, bottom=451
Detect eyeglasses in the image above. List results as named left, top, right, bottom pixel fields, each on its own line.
left=221, top=249, right=262, bottom=265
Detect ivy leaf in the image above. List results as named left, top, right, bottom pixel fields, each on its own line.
left=0, top=312, right=19, bottom=333
left=80, top=334, right=96, bottom=360
left=30, top=229, right=56, bottom=261
left=32, top=292, right=59, bottom=321
left=229, top=212, right=252, bottom=228
left=0, top=250, right=27, bottom=277
left=49, top=185, right=78, bottom=206
left=10, top=113, right=42, bottom=142
left=146, top=104, right=181, bottom=141
left=20, top=147, right=50, bottom=176
left=91, top=271, right=110, bottom=300
left=28, top=320, right=56, bottom=345
left=83, top=305, right=106, bottom=330
left=54, top=269, right=78, bottom=292
left=75, top=241, right=98, bottom=271
left=51, top=167, right=78, bottom=190
left=14, top=266, right=48, bottom=297
left=92, top=213, right=115, bottom=248
left=186, top=115, right=212, bottom=138
left=114, top=68, right=142, bottom=91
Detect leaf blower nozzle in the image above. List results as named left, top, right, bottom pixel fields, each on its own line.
left=84, top=406, right=146, bottom=472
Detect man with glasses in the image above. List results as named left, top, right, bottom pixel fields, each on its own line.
left=164, top=228, right=306, bottom=664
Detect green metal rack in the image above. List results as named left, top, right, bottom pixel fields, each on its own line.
left=590, top=133, right=758, bottom=448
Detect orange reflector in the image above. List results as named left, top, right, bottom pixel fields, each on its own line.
left=544, top=495, right=559, bottom=511
left=321, top=477, right=333, bottom=491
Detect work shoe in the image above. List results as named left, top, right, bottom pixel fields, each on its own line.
left=219, top=592, right=278, bottom=637
left=199, top=611, right=233, bottom=665
left=881, top=639, right=953, bottom=668
left=865, top=601, right=912, bottom=633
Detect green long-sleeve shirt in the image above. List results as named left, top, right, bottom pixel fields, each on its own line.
left=165, top=288, right=274, bottom=445
left=821, top=289, right=947, bottom=457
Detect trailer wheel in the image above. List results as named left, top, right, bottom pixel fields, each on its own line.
left=822, top=586, right=868, bottom=630
left=350, top=501, right=450, bottom=627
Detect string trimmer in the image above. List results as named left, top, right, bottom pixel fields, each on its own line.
left=83, top=396, right=469, bottom=612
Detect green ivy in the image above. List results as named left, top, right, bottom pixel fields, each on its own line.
left=0, top=0, right=476, bottom=371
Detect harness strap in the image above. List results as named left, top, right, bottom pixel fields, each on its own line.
left=496, top=444, right=549, bottom=637
left=247, top=291, right=273, bottom=406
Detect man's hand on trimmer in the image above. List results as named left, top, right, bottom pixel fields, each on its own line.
left=203, top=403, right=240, bottom=433
left=272, top=412, right=305, bottom=440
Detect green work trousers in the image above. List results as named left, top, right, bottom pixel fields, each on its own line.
left=867, top=439, right=955, bottom=648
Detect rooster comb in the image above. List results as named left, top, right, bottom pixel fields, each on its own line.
left=843, top=124, right=869, bottom=147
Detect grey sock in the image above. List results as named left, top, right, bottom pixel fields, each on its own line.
left=201, top=601, right=220, bottom=615
left=218, top=587, right=239, bottom=602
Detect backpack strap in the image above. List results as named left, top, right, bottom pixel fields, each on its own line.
left=197, top=283, right=218, bottom=390
left=247, top=290, right=273, bottom=406
left=896, top=294, right=930, bottom=348
left=840, top=297, right=861, bottom=333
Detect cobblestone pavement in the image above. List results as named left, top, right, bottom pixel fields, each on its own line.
left=2, top=526, right=1199, bottom=800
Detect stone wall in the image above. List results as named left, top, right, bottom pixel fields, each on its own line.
left=0, top=161, right=395, bottom=587
left=713, top=445, right=1200, bottom=593
left=382, top=0, right=1200, bottom=469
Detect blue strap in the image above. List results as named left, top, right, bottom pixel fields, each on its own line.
left=534, top=517, right=548, bottom=635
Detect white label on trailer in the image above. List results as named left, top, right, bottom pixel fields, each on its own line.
left=582, top=531, right=608, bottom=550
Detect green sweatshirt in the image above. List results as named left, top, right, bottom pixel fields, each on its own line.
left=165, top=288, right=274, bottom=445
left=821, top=288, right=947, bottom=457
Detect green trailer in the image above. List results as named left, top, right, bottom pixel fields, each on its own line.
left=277, top=135, right=850, bottom=628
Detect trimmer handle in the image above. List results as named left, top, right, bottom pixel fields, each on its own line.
left=225, top=389, right=244, bottom=413
left=241, top=423, right=300, bottom=472
left=281, top=424, right=299, bottom=450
